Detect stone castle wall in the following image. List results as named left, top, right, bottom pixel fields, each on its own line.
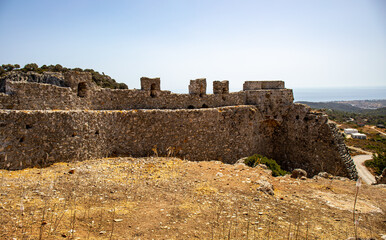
left=0, top=71, right=358, bottom=179
left=272, top=104, right=357, bottom=179
left=0, top=72, right=293, bottom=111
left=0, top=107, right=261, bottom=169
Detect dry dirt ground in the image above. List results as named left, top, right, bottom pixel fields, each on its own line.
left=0, top=157, right=385, bottom=240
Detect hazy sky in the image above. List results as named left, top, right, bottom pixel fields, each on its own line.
left=0, top=0, right=385, bottom=93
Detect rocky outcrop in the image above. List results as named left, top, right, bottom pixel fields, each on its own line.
left=0, top=71, right=68, bottom=92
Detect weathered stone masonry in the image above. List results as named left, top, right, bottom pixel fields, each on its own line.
left=0, top=71, right=358, bottom=179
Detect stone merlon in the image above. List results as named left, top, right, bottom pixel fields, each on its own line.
left=243, top=81, right=285, bottom=90
left=189, top=78, right=207, bottom=96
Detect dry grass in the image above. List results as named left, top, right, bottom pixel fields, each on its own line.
left=0, top=157, right=385, bottom=239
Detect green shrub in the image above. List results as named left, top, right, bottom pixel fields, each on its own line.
left=244, top=154, right=288, bottom=177
left=365, top=149, right=386, bottom=175
left=0, top=66, right=5, bottom=75
left=2, top=64, right=15, bottom=71
left=23, top=63, right=39, bottom=71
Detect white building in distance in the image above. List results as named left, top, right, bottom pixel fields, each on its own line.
left=352, top=133, right=367, bottom=139
left=343, top=128, right=366, bottom=139
left=344, top=128, right=358, bottom=134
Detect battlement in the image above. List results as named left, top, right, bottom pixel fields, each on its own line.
left=0, top=71, right=294, bottom=110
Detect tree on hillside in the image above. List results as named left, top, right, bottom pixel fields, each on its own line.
left=53, top=64, right=64, bottom=72
left=23, top=63, right=39, bottom=71
left=2, top=64, right=15, bottom=71
left=118, top=82, right=128, bottom=89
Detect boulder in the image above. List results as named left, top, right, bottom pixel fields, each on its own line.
left=318, top=172, right=333, bottom=179
left=256, top=180, right=274, bottom=195
left=291, top=169, right=307, bottom=179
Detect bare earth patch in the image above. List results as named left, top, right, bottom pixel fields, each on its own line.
left=0, top=157, right=385, bottom=239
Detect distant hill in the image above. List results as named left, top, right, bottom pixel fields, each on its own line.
left=360, top=107, right=386, bottom=116
left=336, top=100, right=386, bottom=109
left=297, top=100, right=386, bottom=112
left=297, top=101, right=386, bottom=125
left=297, top=101, right=362, bottom=112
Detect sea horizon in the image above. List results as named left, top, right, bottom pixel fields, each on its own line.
left=293, top=87, right=386, bottom=102
left=169, top=86, right=385, bottom=103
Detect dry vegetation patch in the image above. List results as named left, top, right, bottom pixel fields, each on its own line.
left=0, top=157, right=385, bottom=239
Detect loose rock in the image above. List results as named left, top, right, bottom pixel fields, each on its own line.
left=291, top=169, right=307, bottom=179
left=318, top=172, right=332, bottom=179
left=256, top=180, right=274, bottom=195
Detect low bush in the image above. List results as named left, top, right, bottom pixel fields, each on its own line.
left=365, top=149, right=386, bottom=175
left=244, top=154, right=288, bottom=177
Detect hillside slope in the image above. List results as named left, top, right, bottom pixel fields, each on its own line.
left=298, top=101, right=386, bottom=125
left=0, top=157, right=384, bottom=239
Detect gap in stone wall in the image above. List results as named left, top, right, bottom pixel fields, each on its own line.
left=77, top=82, right=88, bottom=97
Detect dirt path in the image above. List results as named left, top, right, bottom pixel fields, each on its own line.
left=371, top=126, right=386, bottom=136
left=352, top=154, right=376, bottom=185
left=348, top=146, right=372, bottom=155
left=348, top=146, right=376, bottom=184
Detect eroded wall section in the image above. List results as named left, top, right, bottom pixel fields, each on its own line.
left=272, top=104, right=358, bottom=179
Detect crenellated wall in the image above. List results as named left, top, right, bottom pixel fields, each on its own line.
left=0, top=71, right=358, bottom=179
left=0, top=71, right=293, bottom=110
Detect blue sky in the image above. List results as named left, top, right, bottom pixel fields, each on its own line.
left=0, top=0, right=385, bottom=93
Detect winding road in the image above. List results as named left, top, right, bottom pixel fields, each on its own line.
left=349, top=146, right=376, bottom=185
